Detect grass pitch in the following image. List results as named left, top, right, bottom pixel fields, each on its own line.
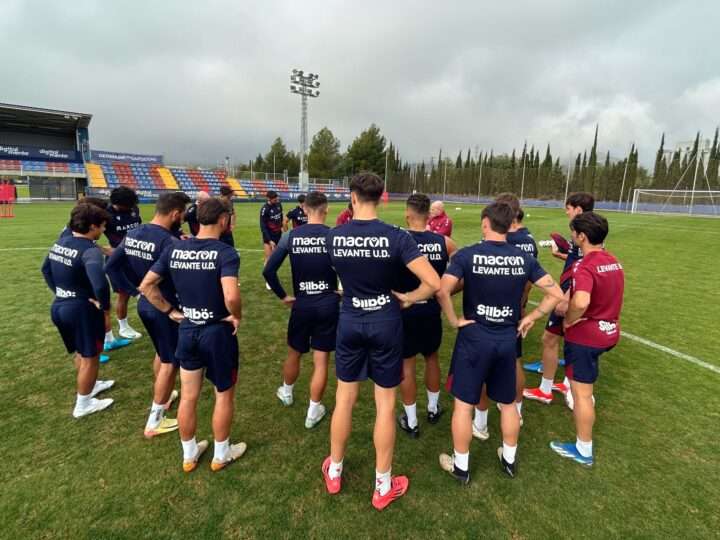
left=0, top=201, right=718, bottom=539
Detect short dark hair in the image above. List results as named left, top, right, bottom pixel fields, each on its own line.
left=570, top=211, right=608, bottom=245
left=495, top=192, right=520, bottom=219
left=297, top=194, right=306, bottom=204
left=481, top=202, right=515, bottom=234
left=110, top=186, right=138, bottom=208
left=406, top=193, right=430, bottom=215
left=197, top=197, right=230, bottom=225
left=566, top=192, right=595, bottom=212
left=70, top=203, right=111, bottom=233
left=219, top=186, right=233, bottom=197
left=517, top=208, right=525, bottom=222
left=305, top=191, right=327, bottom=211
left=156, top=192, right=191, bottom=215
left=80, top=196, right=108, bottom=209
left=349, top=172, right=384, bottom=203
left=267, top=190, right=278, bottom=199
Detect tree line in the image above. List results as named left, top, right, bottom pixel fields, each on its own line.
left=243, top=123, right=720, bottom=201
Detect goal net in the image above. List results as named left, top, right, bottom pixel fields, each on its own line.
left=630, top=189, right=720, bottom=217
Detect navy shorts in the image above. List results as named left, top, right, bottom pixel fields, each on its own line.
left=175, top=322, right=239, bottom=392
left=335, top=317, right=403, bottom=388
left=448, top=325, right=516, bottom=405
left=545, top=311, right=564, bottom=336
left=564, top=342, right=613, bottom=384
left=264, top=232, right=282, bottom=245
left=288, top=303, right=339, bottom=354
left=51, top=301, right=104, bottom=358
left=402, top=311, right=442, bottom=358
left=138, top=299, right=179, bottom=366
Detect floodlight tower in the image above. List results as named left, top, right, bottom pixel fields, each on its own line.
left=290, top=69, right=320, bottom=190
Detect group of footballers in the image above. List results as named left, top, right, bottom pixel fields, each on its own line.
left=41, top=172, right=624, bottom=511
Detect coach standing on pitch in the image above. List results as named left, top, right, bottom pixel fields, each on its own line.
left=140, top=197, right=246, bottom=473
left=550, top=212, right=624, bottom=467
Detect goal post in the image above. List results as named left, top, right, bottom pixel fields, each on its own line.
left=630, top=189, right=720, bottom=217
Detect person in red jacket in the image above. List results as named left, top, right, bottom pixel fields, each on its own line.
left=335, top=202, right=353, bottom=226
left=426, top=201, right=453, bottom=236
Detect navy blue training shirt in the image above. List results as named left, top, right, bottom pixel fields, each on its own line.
left=263, top=223, right=338, bottom=310
left=41, top=236, right=111, bottom=310
left=286, top=206, right=308, bottom=228
left=506, top=227, right=538, bottom=259
left=105, top=223, right=179, bottom=305
left=395, top=230, right=449, bottom=316
left=328, top=219, right=422, bottom=321
left=260, top=202, right=284, bottom=241
left=105, top=204, right=142, bottom=248
left=150, top=238, right=239, bottom=328
left=184, top=203, right=200, bottom=236
left=446, top=240, right=546, bottom=337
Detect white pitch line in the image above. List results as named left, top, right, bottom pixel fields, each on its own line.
left=526, top=300, right=718, bottom=374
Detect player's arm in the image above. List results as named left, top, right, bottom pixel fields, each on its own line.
left=445, top=236, right=458, bottom=259
left=261, top=235, right=293, bottom=305
left=259, top=206, right=272, bottom=243
left=401, top=256, right=441, bottom=305
left=82, top=248, right=112, bottom=312
left=564, top=265, right=593, bottom=328
left=104, top=241, right=139, bottom=297
left=551, top=242, right=568, bottom=261
left=139, top=247, right=184, bottom=322
left=220, top=249, right=242, bottom=333
left=41, top=255, right=56, bottom=292
left=436, top=273, right=474, bottom=329
left=517, top=274, right=565, bottom=337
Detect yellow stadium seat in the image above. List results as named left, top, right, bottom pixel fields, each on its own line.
left=227, top=177, right=248, bottom=198
left=85, top=163, right=107, bottom=188
left=158, top=167, right=179, bottom=189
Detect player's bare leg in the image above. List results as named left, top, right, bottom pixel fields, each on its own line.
left=305, top=350, right=329, bottom=428
left=72, top=353, right=113, bottom=418
left=277, top=347, right=301, bottom=406
left=398, top=356, right=420, bottom=436
left=472, top=385, right=490, bottom=440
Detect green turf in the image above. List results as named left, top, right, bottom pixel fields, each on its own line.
left=1, top=201, right=718, bottom=539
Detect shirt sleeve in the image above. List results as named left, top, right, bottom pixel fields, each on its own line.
left=150, top=244, right=172, bottom=279
left=527, top=256, right=548, bottom=284
left=82, top=247, right=111, bottom=310
left=572, top=263, right=595, bottom=295
left=262, top=233, right=290, bottom=299
left=260, top=205, right=272, bottom=241
left=104, top=240, right=140, bottom=297
left=445, top=248, right=467, bottom=279
left=396, top=229, right=423, bottom=266
left=41, top=255, right=55, bottom=292
left=220, top=247, right=240, bottom=278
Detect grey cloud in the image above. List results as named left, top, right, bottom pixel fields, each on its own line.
left=2, top=0, right=719, bottom=168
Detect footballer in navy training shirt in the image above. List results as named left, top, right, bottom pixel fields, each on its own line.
left=436, top=202, right=563, bottom=483
left=394, top=193, right=457, bottom=438
left=105, top=192, right=190, bottom=438
left=260, top=189, right=285, bottom=265
left=524, top=191, right=595, bottom=408
left=263, top=191, right=339, bottom=428
left=286, top=194, right=308, bottom=228
left=321, top=173, right=440, bottom=509
left=104, top=186, right=144, bottom=343
left=41, top=203, right=115, bottom=418
left=139, top=197, right=247, bottom=472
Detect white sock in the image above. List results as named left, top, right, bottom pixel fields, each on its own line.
left=329, top=459, right=343, bottom=479
left=282, top=382, right=294, bottom=396
left=502, top=442, right=517, bottom=464
left=181, top=437, right=198, bottom=460
left=563, top=376, right=570, bottom=387
left=516, top=401, right=523, bottom=415
left=427, top=390, right=439, bottom=413
left=104, top=330, right=115, bottom=344
left=540, top=377, right=553, bottom=394
left=118, top=318, right=130, bottom=331
left=474, top=408, right=488, bottom=431
left=404, top=403, right=418, bottom=429
left=375, top=469, right=391, bottom=496
left=453, top=449, right=469, bottom=472
left=75, top=393, right=91, bottom=410
left=576, top=437, right=593, bottom=457
left=308, top=400, right=321, bottom=418
left=146, top=402, right=165, bottom=429
left=214, top=438, right=230, bottom=462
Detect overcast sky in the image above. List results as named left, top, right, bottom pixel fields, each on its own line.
left=3, top=1, right=719, bottom=168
